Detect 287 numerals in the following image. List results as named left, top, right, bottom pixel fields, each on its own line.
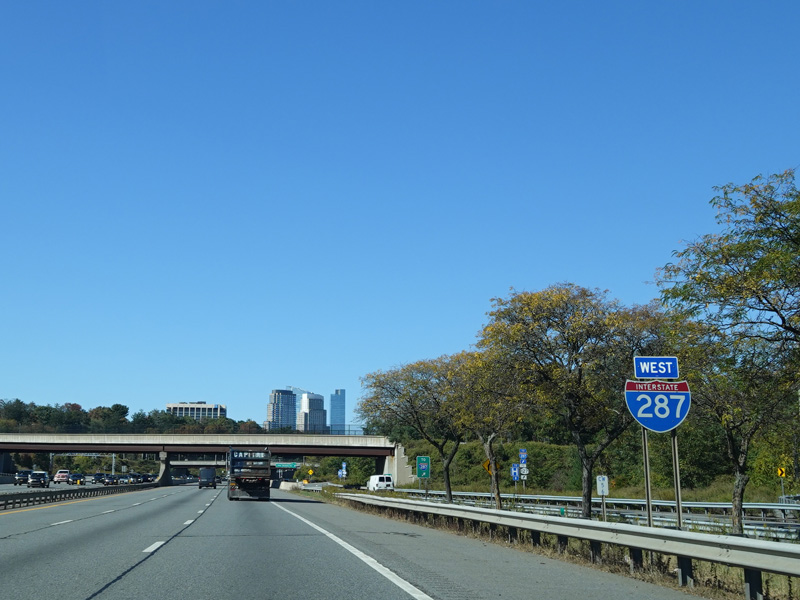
left=635, top=394, right=686, bottom=419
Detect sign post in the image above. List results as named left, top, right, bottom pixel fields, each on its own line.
left=596, top=475, right=609, bottom=521
left=519, top=449, right=528, bottom=490
left=627, top=357, right=691, bottom=529
left=511, top=463, right=519, bottom=495
left=417, top=456, right=430, bottom=497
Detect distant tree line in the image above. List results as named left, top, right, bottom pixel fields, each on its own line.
left=0, top=400, right=264, bottom=435
left=358, top=170, right=800, bottom=534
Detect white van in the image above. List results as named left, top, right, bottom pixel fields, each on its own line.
left=367, top=474, right=394, bottom=491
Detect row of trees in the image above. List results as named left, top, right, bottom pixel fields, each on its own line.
left=358, top=170, right=800, bottom=534
left=0, top=401, right=264, bottom=435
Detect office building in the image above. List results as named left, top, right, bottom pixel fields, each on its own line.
left=165, top=402, right=226, bottom=420
left=330, top=389, right=346, bottom=435
left=296, top=392, right=328, bottom=433
left=266, top=389, right=297, bottom=430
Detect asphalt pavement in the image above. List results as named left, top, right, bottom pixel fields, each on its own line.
left=0, top=486, right=697, bottom=600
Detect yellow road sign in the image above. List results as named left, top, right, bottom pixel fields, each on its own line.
left=308, top=469, right=314, bottom=475
left=778, top=467, right=786, bottom=477
left=482, top=459, right=500, bottom=475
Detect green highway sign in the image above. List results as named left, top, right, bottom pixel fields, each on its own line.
left=275, top=462, right=297, bottom=469
left=416, top=456, right=430, bottom=479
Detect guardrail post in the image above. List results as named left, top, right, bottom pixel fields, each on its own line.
left=628, top=547, right=643, bottom=573
left=590, top=540, right=602, bottom=564
left=557, top=535, right=568, bottom=553
left=676, top=555, right=694, bottom=587
left=743, top=568, right=763, bottom=600
left=530, top=530, right=541, bottom=547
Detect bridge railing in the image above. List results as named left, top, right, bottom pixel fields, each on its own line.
left=0, top=424, right=367, bottom=435
left=336, top=493, right=800, bottom=600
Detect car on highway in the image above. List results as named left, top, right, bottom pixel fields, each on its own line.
left=117, top=474, right=131, bottom=484
left=103, top=474, right=119, bottom=485
left=141, top=473, right=154, bottom=483
left=27, top=471, right=50, bottom=488
left=53, top=469, right=70, bottom=484
left=14, top=470, right=32, bottom=485
left=92, top=473, right=106, bottom=484
left=68, top=473, right=86, bottom=485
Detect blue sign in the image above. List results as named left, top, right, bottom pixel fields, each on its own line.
left=625, top=380, right=691, bottom=433
left=634, top=356, right=679, bottom=379
left=510, top=464, right=519, bottom=481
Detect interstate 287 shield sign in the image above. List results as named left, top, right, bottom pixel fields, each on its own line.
left=625, top=380, right=691, bottom=433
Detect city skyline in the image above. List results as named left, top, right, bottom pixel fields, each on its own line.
left=264, top=387, right=346, bottom=432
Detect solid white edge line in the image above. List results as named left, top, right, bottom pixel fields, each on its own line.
left=143, top=542, right=165, bottom=553
left=273, top=503, right=433, bottom=600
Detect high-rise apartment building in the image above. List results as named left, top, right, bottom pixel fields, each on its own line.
left=296, top=392, right=328, bottom=433
left=166, top=402, right=226, bottom=420
left=330, top=389, right=346, bottom=435
left=266, top=389, right=296, bottom=430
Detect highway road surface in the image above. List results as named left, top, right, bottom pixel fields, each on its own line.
left=0, top=486, right=695, bottom=600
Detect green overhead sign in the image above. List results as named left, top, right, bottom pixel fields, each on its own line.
left=275, top=463, right=297, bottom=469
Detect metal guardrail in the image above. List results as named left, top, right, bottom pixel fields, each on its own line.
left=337, top=493, right=800, bottom=600
left=0, top=483, right=159, bottom=510
left=399, top=488, right=800, bottom=516
left=397, top=489, right=800, bottom=535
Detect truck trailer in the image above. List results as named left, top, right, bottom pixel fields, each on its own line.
left=228, top=447, right=272, bottom=501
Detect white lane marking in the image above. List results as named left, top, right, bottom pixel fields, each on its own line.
left=205, top=503, right=211, bottom=506
left=52, top=520, right=73, bottom=525
left=274, top=504, right=433, bottom=600
left=102, top=510, right=115, bottom=514
left=184, top=520, right=194, bottom=525
left=197, top=510, right=204, bottom=514
left=132, top=503, right=141, bottom=506
left=142, top=542, right=165, bottom=553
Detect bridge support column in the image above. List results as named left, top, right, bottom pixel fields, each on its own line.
left=0, top=452, right=14, bottom=473
left=157, top=452, right=173, bottom=486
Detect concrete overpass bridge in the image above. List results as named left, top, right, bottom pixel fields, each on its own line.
left=0, top=433, right=412, bottom=486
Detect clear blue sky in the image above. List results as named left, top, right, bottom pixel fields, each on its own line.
left=2, top=2, right=798, bottom=424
